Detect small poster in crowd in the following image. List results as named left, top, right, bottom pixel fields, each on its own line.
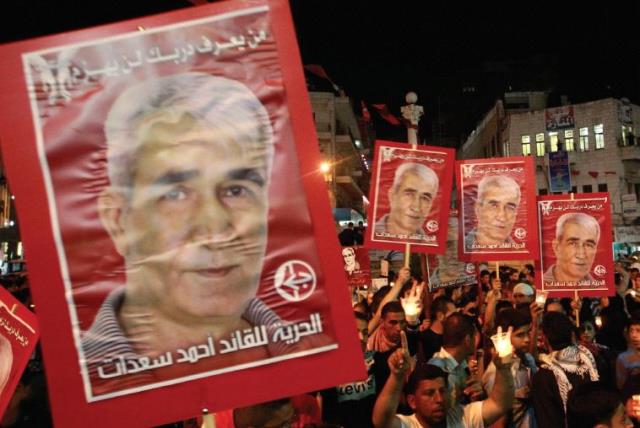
left=341, top=247, right=371, bottom=289
left=0, top=287, right=39, bottom=421
left=365, top=140, right=455, bottom=254
left=0, top=1, right=364, bottom=426
left=456, top=156, right=539, bottom=261
left=427, top=211, right=476, bottom=292
left=538, top=193, right=614, bottom=297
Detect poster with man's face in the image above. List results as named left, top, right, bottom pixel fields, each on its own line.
left=0, top=1, right=364, bottom=426
left=0, top=287, right=39, bottom=421
left=341, top=247, right=371, bottom=288
left=365, top=141, right=455, bottom=254
left=427, top=210, right=476, bottom=292
left=456, top=157, right=539, bottom=261
left=538, top=193, right=614, bottom=297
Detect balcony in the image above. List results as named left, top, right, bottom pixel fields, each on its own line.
left=620, top=144, right=640, bottom=161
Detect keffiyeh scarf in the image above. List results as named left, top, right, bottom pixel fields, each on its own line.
left=538, top=344, right=599, bottom=412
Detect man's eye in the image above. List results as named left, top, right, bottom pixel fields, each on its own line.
left=222, top=185, right=250, bottom=198
left=162, top=187, right=189, bottom=201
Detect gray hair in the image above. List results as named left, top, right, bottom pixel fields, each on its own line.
left=104, top=72, right=274, bottom=191
left=391, top=162, right=439, bottom=194
left=555, top=212, right=600, bottom=242
left=477, top=175, right=521, bottom=204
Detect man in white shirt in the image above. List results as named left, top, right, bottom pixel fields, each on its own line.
left=373, top=331, right=515, bottom=428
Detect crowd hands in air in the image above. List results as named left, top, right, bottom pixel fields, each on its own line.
left=7, top=261, right=640, bottom=427
left=192, top=259, right=640, bottom=428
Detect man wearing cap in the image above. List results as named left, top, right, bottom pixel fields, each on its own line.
left=513, top=283, right=535, bottom=306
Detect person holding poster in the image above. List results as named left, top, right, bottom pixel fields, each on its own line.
left=543, top=213, right=599, bottom=284
left=465, top=175, right=520, bottom=250
left=374, top=162, right=439, bottom=238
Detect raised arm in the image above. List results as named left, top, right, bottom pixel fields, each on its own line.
left=372, top=331, right=410, bottom=428
left=368, top=267, right=411, bottom=334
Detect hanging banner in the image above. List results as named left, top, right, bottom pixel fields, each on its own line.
left=365, top=140, right=455, bottom=254
left=426, top=210, right=476, bottom=291
left=456, top=156, right=539, bottom=261
left=538, top=193, right=614, bottom=297
left=548, top=151, right=571, bottom=193
left=0, top=287, right=39, bottom=421
left=341, top=246, right=371, bottom=289
left=0, top=1, right=364, bottom=426
left=545, top=105, right=575, bottom=131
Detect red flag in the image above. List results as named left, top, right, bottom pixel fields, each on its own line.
left=588, top=171, right=599, bottom=179
left=605, top=171, right=617, bottom=176
left=372, top=104, right=401, bottom=126
left=304, top=64, right=339, bottom=91
left=361, top=101, right=371, bottom=123
left=570, top=169, right=580, bottom=176
left=304, top=64, right=330, bottom=80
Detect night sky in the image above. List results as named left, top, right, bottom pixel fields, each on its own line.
left=2, top=0, right=638, bottom=144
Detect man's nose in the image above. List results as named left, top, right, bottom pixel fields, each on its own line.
left=575, top=244, right=586, bottom=259
left=192, top=196, right=235, bottom=242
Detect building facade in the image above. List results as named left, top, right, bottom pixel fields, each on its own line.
left=462, top=96, right=640, bottom=255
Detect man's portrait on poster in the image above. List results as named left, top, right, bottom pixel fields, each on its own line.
left=464, top=174, right=521, bottom=251
left=342, top=247, right=360, bottom=276
left=543, top=212, right=600, bottom=285
left=374, top=162, right=439, bottom=241
left=80, top=72, right=325, bottom=392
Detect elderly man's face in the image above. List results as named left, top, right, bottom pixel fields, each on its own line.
left=387, top=171, right=437, bottom=235
left=112, top=116, right=269, bottom=321
left=342, top=248, right=356, bottom=267
left=474, top=183, right=519, bottom=245
left=552, top=221, right=598, bottom=282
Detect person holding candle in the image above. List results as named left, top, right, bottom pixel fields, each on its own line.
left=373, top=331, right=516, bottom=428
left=483, top=309, right=538, bottom=428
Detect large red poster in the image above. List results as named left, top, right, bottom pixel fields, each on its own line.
left=537, top=193, right=614, bottom=297
left=0, top=1, right=364, bottom=426
left=365, top=141, right=455, bottom=254
left=456, top=157, right=539, bottom=261
left=0, top=287, right=39, bottom=421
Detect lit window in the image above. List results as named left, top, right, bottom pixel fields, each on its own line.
left=521, top=135, right=531, bottom=156
left=579, top=127, right=589, bottom=151
left=622, top=125, right=634, bottom=146
left=594, top=124, right=604, bottom=149
left=564, top=129, right=575, bottom=152
left=549, top=132, right=559, bottom=152
left=535, top=133, right=545, bottom=157
left=503, top=141, right=510, bottom=156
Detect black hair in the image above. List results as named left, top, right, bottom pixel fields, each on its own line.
left=354, top=311, right=368, bottom=322
left=567, top=381, right=622, bottom=428
left=542, top=311, right=574, bottom=350
left=430, top=296, right=453, bottom=320
left=405, top=364, right=447, bottom=395
left=381, top=301, right=404, bottom=319
left=442, top=312, right=476, bottom=348
left=495, top=300, right=513, bottom=314
left=480, top=270, right=490, bottom=277
left=627, top=310, right=640, bottom=329
left=370, top=286, right=391, bottom=315
left=495, top=308, right=531, bottom=332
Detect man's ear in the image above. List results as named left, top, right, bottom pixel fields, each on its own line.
left=97, top=188, right=129, bottom=257
left=406, top=393, right=417, bottom=411
left=551, top=238, right=559, bottom=258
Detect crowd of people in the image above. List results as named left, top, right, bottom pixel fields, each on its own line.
left=6, top=255, right=640, bottom=427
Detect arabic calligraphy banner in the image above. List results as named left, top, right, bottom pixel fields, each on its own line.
left=537, top=193, right=614, bottom=297
left=0, top=1, right=364, bottom=426
left=545, top=105, right=575, bottom=131
left=365, top=140, right=455, bottom=254
left=456, top=156, right=539, bottom=261
left=0, top=287, right=39, bottom=422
